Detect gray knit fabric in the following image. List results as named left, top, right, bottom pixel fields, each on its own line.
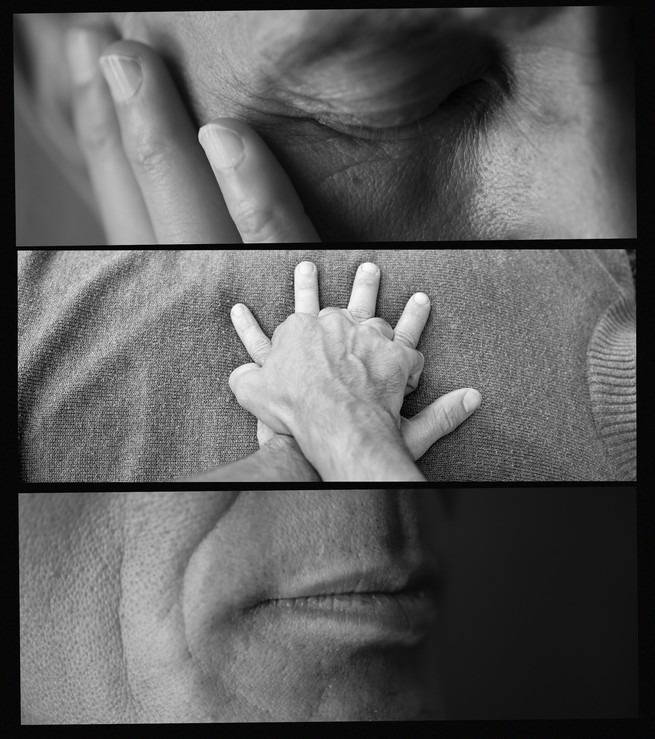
left=587, top=294, right=636, bottom=480
left=18, top=249, right=636, bottom=482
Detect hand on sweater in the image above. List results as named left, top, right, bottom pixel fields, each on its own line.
left=230, top=261, right=482, bottom=480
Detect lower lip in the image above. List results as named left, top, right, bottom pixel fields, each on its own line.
left=251, top=590, right=438, bottom=646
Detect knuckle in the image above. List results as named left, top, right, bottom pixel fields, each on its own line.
left=249, top=338, right=269, bottom=363
left=234, top=206, right=277, bottom=243
left=322, top=309, right=345, bottom=323
left=348, top=304, right=374, bottom=320
left=393, top=327, right=416, bottom=347
left=76, top=111, right=120, bottom=159
left=355, top=272, right=378, bottom=288
left=296, top=279, right=316, bottom=293
left=124, top=125, right=172, bottom=177
left=439, top=402, right=460, bottom=431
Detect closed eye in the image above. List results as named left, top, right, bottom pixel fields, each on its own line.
left=306, top=73, right=509, bottom=143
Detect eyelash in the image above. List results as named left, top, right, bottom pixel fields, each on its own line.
left=315, top=76, right=506, bottom=143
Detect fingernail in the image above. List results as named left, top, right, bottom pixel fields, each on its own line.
left=414, top=292, right=430, bottom=305
left=361, top=262, right=379, bottom=274
left=297, top=261, right=314, bottom=275
left=66, top=28, right=102, bottom=86
left=99, top=55, right=143, bottom=103
left=462, top=389, right=481, bottom=413
left=231, top=303, right=245, bottom=316
left=199, top=124, right=246, bottom=170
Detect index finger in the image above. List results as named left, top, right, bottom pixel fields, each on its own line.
left=99, top=40, right=240, bottom=243
left=230, top=303, right=272, bottom=366
left=294, top=261, right=320, bottom=315
left=199, top=119, right=321, bottom=243
left=66, top=28, right=156, bottom=245
left=393, top=293, right=431, bottom=348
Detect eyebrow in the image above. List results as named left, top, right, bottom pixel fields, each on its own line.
left=267, top=10, right=463, bottom=75
left=262, top=7, right=563, bottom=77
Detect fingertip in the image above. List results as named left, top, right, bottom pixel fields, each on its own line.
left=200, top=119, right=320, bottom=243
left=228, top=362, right=259, bottom=393
left=231, top=303, right=246, bottom=320
left=66, top=28, right=103, bottom=86
left=462, top=388, right=482, bottom=414
left=360, top=262, right=380, bottom=275
left=411, top=348, right=425, bottom=375
left=413, top=292, right=430, bottom=307
left=198, top=123, right=245, bottom=171
left=296, top=260, right=316, bottom=275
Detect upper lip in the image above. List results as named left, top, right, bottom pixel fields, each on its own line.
left=264, top=560, right=441, bottom=602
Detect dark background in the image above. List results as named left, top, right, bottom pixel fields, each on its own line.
left=436, top=488, right=638, bottom=719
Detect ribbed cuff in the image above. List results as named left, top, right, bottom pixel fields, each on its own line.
left=587, top=294, right=636, bottom=481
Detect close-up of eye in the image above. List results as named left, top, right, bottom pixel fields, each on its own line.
left=15, top=7, right=635, bottom=243
left=265, top=26, right=511, bottom=142
left=326, top=75, right=507, bottom=142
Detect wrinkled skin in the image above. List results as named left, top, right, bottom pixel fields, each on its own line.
left=20, top=491, right=448, bottom=723
left=109, top=8, right=635, bottom=240
left=17, top=9, right=635, bottom=240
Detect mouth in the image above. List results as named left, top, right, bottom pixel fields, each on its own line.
left=250, top=564, right=440, bottom=646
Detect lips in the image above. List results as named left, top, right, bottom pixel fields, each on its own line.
left=250, top=563, right=440, bottom=646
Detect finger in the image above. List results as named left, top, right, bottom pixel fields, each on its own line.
left=405, top=352, right=425, bottom=396
left=99, top=40, right=240, bottom=243
left=318, top=307, right=347, bottom=317
left=229, top=363, right=291, bottom=436
left=347, top=262, right=381, bottom=322
left=393, top=293, right=431, bottom=348
left=401, top=388, right=482, bottom=460
left=294, top=261, right=320, bottom=315
left=361, top=317, right=394, bottom=341
left=230, top=304, right=272, bottom=366
left=401, top=347, right=425, bottom=377
left=257, top=420, right=277, bottom=447
left=66, top=27, right=156, bottom=244
left=199, top=119, right=321, bottom=243
left=228, top=362, right=261, bottom=395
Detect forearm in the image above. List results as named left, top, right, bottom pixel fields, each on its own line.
left=182, top=435, right=319, bottom=482
left=293, top=407, right=426, bottom=482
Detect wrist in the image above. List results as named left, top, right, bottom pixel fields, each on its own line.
left=258, top=434, right=320, bottom=481
left=294, top=406, right=424, bottom=482
left=181, top=433, right=318, bottom=482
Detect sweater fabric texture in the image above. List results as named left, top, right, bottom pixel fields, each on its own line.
left=18, top=249, right=636, bottom=482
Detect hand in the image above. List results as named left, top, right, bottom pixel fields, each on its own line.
left=254, top=260, right=428, bottom=448
left=231, top=261, right=482, bottom=467
left=65, top=28, right=320, bottom=243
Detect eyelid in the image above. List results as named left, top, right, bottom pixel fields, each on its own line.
left=311, top=77, right=503, bottom=142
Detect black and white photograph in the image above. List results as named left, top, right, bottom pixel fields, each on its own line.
left=18, top=249, right=636, bottom=483
left=19, top=489, right=638, bottom=723
left=15, top=8, right=635, bottom=244
left=16, top=5, right=642, bottom=730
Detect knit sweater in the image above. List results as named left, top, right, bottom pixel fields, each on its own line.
left=17, top=249, right=636, bottom=482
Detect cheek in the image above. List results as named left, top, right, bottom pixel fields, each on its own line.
left=263, top=130, right=485, bottom=241
left=465, top=59, right=635, bottom=239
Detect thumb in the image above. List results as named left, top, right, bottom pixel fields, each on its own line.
left=228, top=362, right=262, bottom=396
left=228, top=362, right=292, bottom=435
left=401, top=388, right=481, bottom=460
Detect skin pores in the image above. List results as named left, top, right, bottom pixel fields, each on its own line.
left=20, top=491, right=448, bottom=722
left=110, top=9, right=635, bottom=240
